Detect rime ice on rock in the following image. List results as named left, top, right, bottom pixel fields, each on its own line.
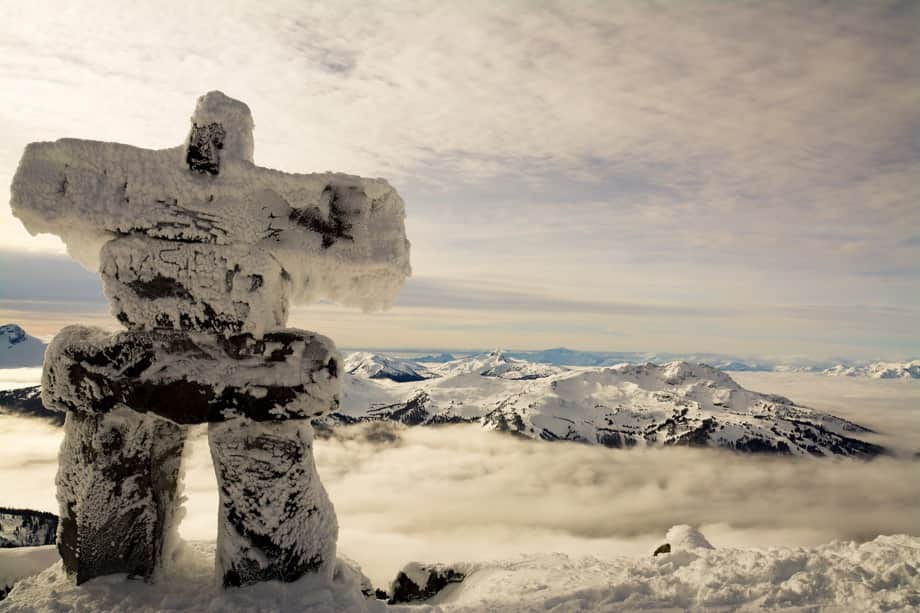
left=10, top=91, right=410, bottom=590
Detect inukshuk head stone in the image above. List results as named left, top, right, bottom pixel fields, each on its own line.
left=10, top=91, right=411, bottom=587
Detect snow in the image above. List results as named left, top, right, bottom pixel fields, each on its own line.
left=4, top=532, right=919, bottom=612
left=334, top=354, right=883, bottom=456
left=390, top=534, right=920, bottom=612
left=10, top=91, right=411, bottom=312
left=823, top=360, right=920, bottom=380
left=2, top=542, right=384, bottom=612
left=100, top=236, right=291, bottom=337
left=344, top=352, right=432, bottom=382
left=0, top=546, right=57, bottom=593
left=42, top=325, right=342, bottom=422
left=0, top=325, right=46, bottom=369
left=664, top=524, right=714, bottom=551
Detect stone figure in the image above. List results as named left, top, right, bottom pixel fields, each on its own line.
left=10, top=91, right=411, bottom=587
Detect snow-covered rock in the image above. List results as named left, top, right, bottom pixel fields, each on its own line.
left=0, top=324, right=46, bottom=368
left=388, top=562, right=466, bottom=604
left=823, top=361, right=920, bottom=379
left=381, top=534, right=920, bottom=612
left=0, top=508, right=58, bottom=548
left=663, top=524, right=714, bottom=551
left=10, top=92, right=411, bottom=312
left=344, top=352, right=432, bottom=382
left=326, top=356, right=884, bottom=457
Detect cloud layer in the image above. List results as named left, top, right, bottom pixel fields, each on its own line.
left=1, top=1, right=917, bottom=357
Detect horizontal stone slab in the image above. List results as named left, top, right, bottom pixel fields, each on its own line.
left=43, top=326, right=341, bottom=424
left=101, top=235, right=290, bottom=337
left=11, top=103, right=410, bottom=312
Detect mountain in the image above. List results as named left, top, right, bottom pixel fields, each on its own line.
left=437, top=350, right=565, bottom=380
left=413, top=353, right=456, bottom=363
left=0, top=386, right=63, bottom=424
left=343, top=352, right=433, bottom=382
left=0, top=508, right=57, bottom=548
left=823, top=361, right=920, bottom=380
left=0, top=351, right=884, bottom=457
left=324, top=354, right=884, bottom=457
left=0, top=324, right=46, bottom=368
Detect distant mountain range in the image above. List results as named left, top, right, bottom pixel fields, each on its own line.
left=318, top=351, right=885, bottom=458
left=0, top=324, right=46, bottom=368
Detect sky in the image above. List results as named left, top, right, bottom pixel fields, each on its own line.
left=0, top=0, right=917, bottom=359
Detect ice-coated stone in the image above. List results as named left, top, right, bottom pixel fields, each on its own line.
left=43, top=325, right=341, bottom=424
left=101, top=235, right=291, bottom=337
left=209, top=419, right=337, bottom=587
left=56, top=408, right=186, bottom=584
left=10, top=92, right=410, bottom=311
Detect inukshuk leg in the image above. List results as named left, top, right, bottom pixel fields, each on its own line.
left=209, top=418, right=337, bottom=587
left=55, top=408, right=186, bottom=584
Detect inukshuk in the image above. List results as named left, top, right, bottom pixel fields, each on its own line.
left=10, top=92, right=411, bottom=587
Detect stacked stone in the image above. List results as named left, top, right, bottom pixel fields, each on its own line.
left=11, top=92, right=411, bottom=587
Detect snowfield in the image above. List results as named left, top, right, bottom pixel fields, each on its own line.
left=326, top=351, right=886, bottom=457
left=3, top=532, right=919, bottom=612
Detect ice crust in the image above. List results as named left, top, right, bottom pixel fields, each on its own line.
left=10, top=92, right=411, bottom=312
left=43, top=325, right=341, bottom=423
left=210, top=419, right=338, bottom=587
left=101, top=235, right=291, bottom=337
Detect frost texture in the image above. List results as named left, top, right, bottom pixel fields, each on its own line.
left=210, top=420, right=337, bottom=586
left=101, top=236, right=291, bottom=337
left=11, top=91, right=407, bottom=594
left=55, top=408, right=186, bottom=584
left=43, top=325, right=340, bottom=423
left=10, top=91, right=410, bottom=312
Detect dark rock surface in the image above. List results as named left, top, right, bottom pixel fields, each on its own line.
left=0, top=507, right=58, bottom=548
left=388, top=563, right=466, bottom=604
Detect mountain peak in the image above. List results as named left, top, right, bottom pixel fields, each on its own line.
left=0, top=324, right=47, bottom=367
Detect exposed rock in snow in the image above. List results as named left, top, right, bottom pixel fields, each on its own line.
left=0, top=324, right=46, bottom=368
left=0, top=508, right=58, bottom=548
left=344, top=352, right=432, bottom=382
left=388, top=562, right=466, bottom=604
left=414, top=353, right=456, bottom=363
left=381, top=534, right=920, bottom=612
left=0, top=385, right=62, bottom=424
left=824, top=361, right=920, bottom=380
left=326, top=355, right=884, bottom=457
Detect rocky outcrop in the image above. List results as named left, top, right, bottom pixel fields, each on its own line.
left=388, top=562, right=466, bottom=604
left=0, top=508, right=58, bottom=548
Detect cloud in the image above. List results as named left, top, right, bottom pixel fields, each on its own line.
left=0, top=1, right=917, bottom=357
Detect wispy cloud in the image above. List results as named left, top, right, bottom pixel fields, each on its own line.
left=0, top=1, right=917, bottom=357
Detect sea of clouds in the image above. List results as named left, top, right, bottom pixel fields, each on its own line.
left=1, top=371, right=917, bottom=586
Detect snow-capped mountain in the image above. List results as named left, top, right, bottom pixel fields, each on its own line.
left=437, top=350, right=565, bottom=380
left=823, top=361, right=920, bottom=380
left=0, top=508, right=57, bottom=548
left=343, top=352, right=433, bottom=382
left=0, top=324, right=46, bottom=368
left=324, top=354, right=884, bottom=457
left=0, top=350, right=884, bottom=457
